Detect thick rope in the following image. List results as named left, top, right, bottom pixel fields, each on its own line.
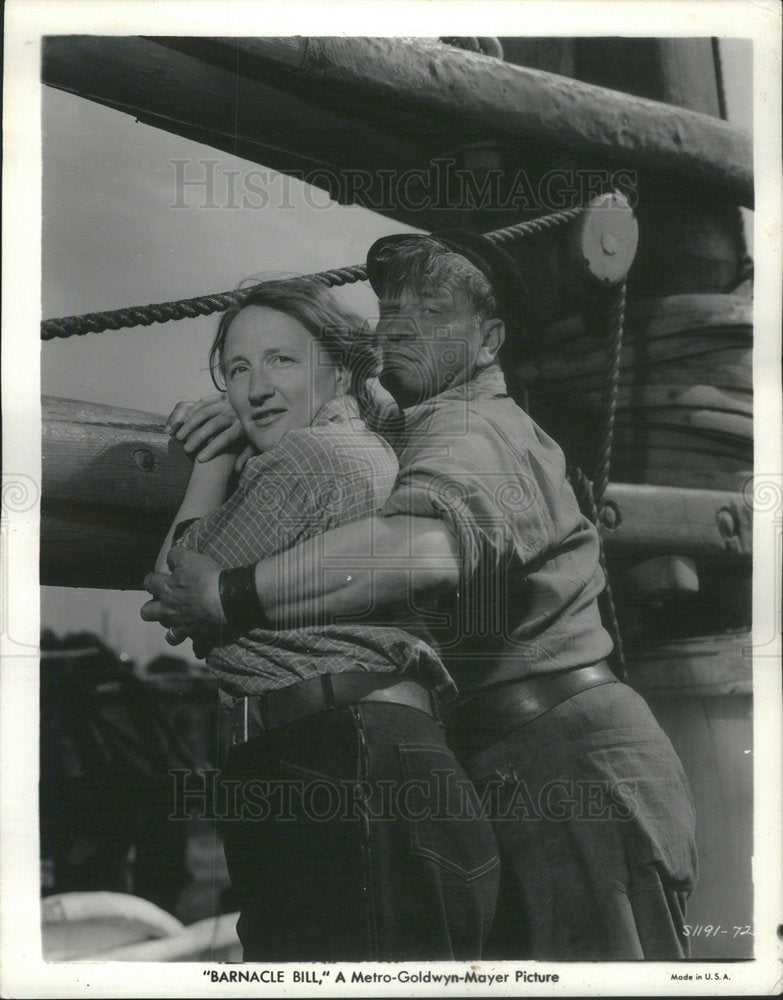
left=592, top=281, right=627, bottom=508
left=591, top=280, right=629, bottom=679
left=40, top=209, right=582, bottom=342
left=484, top=207, right=583, bottom=246
left=568, top=465, right=627, bottom=681
left=41, top=264, right=370, bottom=342
left=711, top=37, right=729, bottom=122
left=568, top=279, right=629, bottom=680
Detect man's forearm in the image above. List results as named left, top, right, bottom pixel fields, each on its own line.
left=252, top=515, right=460, bottom=627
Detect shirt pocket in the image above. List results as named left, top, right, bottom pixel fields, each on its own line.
left=396, top=742, right=499, bottom=882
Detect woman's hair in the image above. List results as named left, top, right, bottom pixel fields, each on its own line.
left=209, top=277, right=380, bottom=414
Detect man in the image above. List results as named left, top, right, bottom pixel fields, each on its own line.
left=143, top=232, right=697, bottom=960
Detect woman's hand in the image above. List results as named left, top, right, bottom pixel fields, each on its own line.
left=165, top=393, right=248, bottom=464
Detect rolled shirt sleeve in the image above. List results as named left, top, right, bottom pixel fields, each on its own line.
left=381, top=408, right=553, bottom=582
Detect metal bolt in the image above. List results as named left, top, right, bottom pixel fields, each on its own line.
left=599, top=501, right=620, bottom=529
left=716, top=508, right=738, bottom=538
left=133, top=449, right=156, bottom=472
left=601, top=232, right=619, bottom=255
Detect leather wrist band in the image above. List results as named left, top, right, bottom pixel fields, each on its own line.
left=219, top=564, right=267, bottom=629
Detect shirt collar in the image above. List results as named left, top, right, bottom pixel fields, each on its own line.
left=402, top=365, right=508, bottom=418
left=311, top=393, right=362, bottom=427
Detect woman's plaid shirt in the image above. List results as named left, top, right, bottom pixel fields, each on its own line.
left=179, top=396, right=456, bottom=703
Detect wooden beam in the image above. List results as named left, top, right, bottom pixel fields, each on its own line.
left=627, top=631, right=752, bottom=697
left=599, top=482, right=751, bottom=559
left=41, top=396, right=190, bottom=590
left=42, top=35, right=753, bottom=217
left=221, top=36, right=752, bottom=206
left=42, top=396, right=191, bottom=511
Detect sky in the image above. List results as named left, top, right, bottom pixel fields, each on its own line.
left=40, top=38, right=753, bottom=668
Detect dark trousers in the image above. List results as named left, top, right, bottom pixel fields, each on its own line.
left=449, top=681, right=698, bottom=961
left=221, top=701, right=499, bottom=961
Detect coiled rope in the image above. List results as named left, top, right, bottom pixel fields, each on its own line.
left=41, top=208, right=583, bottom=342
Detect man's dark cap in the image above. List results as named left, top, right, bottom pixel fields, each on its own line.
left=366, top=229, right=528, bottom=337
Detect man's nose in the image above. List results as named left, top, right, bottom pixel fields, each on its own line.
left=377, top=314, right=418, bottom=342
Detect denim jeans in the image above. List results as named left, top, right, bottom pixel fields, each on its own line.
left=221, top=701, right=499, bottom=961
left=449, top=681, right=698, bottom=961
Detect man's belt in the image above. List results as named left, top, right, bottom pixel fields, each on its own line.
left=445, top=661, right=618, bottom=761
left=229, top=672, right=437, bottom=747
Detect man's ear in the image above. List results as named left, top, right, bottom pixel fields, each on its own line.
left=476, top=318, right=505, bottom=368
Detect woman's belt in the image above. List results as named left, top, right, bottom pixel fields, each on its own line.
left=445, top=661, right=618, bottom=760
left=229, top=672, right=437, bottom=747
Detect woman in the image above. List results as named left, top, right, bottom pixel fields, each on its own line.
left=153, top=278, right=499, bottom=961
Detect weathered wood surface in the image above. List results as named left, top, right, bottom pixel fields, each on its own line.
left=41, top=397, right=191, bottom=589
left=600, top=483, right=751, bottom=557
left=520, top=292, right=753, bottom=492
left=41, top=397, right=752, bottom=589
left=42, top=396, right=192, bottom=511
left=627, top=631, right=752, bottom=696
left=499, top=37, right=728, bottom=119
left=581, top=385, right=752, bottom=416
left=635, top=630, right=753, bottom=959
left=522, top=349, right=752, bottom=394
left=520, top=338, right=751, bottom=387
left=524, top=293, right=752, bottom=370
left=217, top=36, right=752, bottom=205
left=609, top=447, right=752, bottom=494
left=42, top=36, right=753, bottom=221
left=544, top=293, right=752, bottom=347
left=625, top=554, right=700, bottom=596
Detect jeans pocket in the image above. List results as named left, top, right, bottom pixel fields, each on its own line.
left=397, top=742, right=499, bottom=882
left=567, top=729, right=698, bottom=891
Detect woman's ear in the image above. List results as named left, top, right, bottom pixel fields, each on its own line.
left=476, top=318, right=505, bottom=369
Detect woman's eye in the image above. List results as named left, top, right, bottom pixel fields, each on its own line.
left=228, top=364, right=249, bottom=379
left=270, top=354, right=295, bottom=366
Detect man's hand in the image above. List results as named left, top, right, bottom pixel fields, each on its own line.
left=166, top=393, right=252, bottom=467
left=141, top=547, right=226, bottom=643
